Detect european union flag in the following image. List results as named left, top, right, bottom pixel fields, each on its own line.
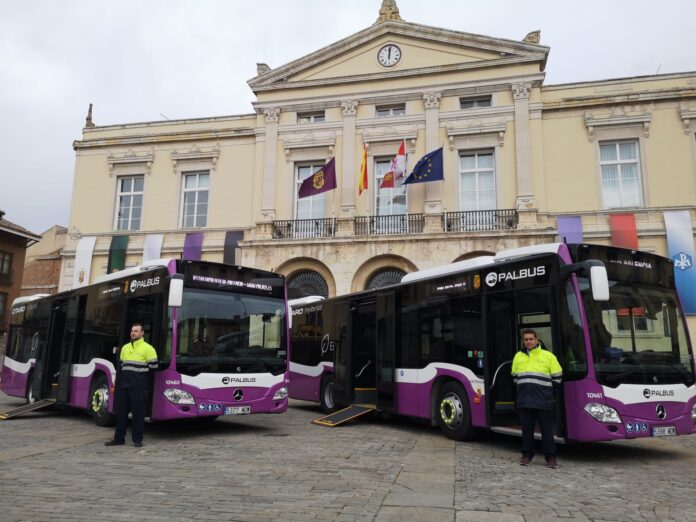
left=402, top=147, right=443, bottom=185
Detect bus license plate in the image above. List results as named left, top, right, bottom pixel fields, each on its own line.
left=651, top=426, right=676, bottom=437
left=224, top=406, right=250, bottom=415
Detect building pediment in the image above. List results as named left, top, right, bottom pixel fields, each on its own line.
left=248, top=20, right=548, bottom=93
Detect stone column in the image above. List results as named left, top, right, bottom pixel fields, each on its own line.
left=423, top=92, right=442, bottom=232
left=512, top=83, right=535, bottom=210
left=336, top=100, right=358, bottom=237
left=260, top=107, right=280, bottom=222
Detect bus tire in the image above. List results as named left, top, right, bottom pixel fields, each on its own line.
left=320, top=376, right=338, bottom=413
left=89, top=374, right=116, bottom=427
left=437, top=381, right=475, bottom=441
left=25, top=373, right=36, bottom=404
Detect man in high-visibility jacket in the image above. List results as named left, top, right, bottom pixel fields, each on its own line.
left=105, top=323, right=158, bottom=448
left=511, top=329, right=562, bottom=468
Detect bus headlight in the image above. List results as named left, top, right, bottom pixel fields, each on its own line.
left=584, top=402, right=621, bottom=423
left=164, top=388, right=195, bottom=405
left=691, top=403, right=696, bottom=420
left=272, top=387, right=288, bottom=401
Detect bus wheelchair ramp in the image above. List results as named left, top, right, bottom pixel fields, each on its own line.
left=312, top=404, right=375, bottom=427
left=0, top=399, right=57, bottom=420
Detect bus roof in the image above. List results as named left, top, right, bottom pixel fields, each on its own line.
left=401, top=256, right=495, bottom=283
left=12, top=294, right=51, bottom=307
left=92, top=258, right=175, bottom=284
left=288, top=295, right=325, bottom=309
left=401, top=243, right=566, bottom=284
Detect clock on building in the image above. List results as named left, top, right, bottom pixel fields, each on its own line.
left=377, top=44, right=401, bottom=67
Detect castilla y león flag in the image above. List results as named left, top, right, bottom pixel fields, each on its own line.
left=380, top=141, right=406, bottom=189
left=298, top=157, right=337, bottom=198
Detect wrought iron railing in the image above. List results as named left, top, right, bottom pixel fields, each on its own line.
left=355, top=214, right=424, bottom=236
left=443, top=209, right=518, bottom=232
left=271, top=218, right=336, bottom=239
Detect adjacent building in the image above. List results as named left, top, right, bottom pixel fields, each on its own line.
left=61, top=1, right=696, bottom=331
left=0, top=210, right=41, bottom=351
left=21, top=225, right=67, bottom=297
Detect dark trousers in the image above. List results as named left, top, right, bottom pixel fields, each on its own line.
left=519, top=407, right=555, bottom=459
left=114, top=379, right=146, bottom=443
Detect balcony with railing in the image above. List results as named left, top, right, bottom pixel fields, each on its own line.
left=355, top=214, right=424, bottom=236
left=443, top=209, right=518, bottom=232
left=267, top=209, right=518, bottom=240
left=271, top=218, right=336, bottom=239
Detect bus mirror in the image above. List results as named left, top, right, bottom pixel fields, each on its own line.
left=590, top=266, right=609, bottom=301
left=168, top=275, right=184, bottom=308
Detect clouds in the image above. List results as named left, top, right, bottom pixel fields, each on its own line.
left=1, top=0, right=695, bottom=233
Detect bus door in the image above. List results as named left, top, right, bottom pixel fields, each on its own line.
left=123, top=294, right=163, bottom=415
left=351, top=300, right=377, bottom=405
left=56, top=295, right=86, bottom=404
left=484, top=295, right=517, bottom=425
left=332, top=300, right=352, bottom=406
left=376, top=292, right=396, bottom=412
left=485, top=287, right=565, bottom=436
left=33, top=299, right=68, bottom=400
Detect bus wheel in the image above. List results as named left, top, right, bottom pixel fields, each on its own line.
left=90, top=375, right=116, bottom=427
left=25, top=373, right=36, bottom=405
left=320, top=377, right=337, bottom=413
left=437, top=382, right=474, bottom=441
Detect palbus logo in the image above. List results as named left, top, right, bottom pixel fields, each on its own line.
left=485, top=266, right=546, bottom=287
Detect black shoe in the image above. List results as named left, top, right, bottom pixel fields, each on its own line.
left=105, top=439, right=125, bottom=446
left=133, top=441, right=143, bottom=448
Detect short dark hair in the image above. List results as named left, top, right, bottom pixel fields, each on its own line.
left=522, top=329, right=537, bottom=338
left=131, top=323, right=144, bottom=331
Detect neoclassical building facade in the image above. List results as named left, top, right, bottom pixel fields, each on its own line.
left=62, top=2, right=696, bottom=327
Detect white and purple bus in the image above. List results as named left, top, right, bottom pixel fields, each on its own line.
left=1, top=259, right=289, bottom=425
left=289, top=243, right=696, bottom=442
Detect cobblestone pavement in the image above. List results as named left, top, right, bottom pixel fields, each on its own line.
left=1, top=392, right=695, bottom=521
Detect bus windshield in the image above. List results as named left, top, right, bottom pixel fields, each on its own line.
left=173, top=288, right=286, bottom=376
left=580, top=278, right=694, bottom=387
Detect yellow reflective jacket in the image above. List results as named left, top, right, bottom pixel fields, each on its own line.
left=120, top=338, right=158, bottom=375
left=511, top=345, right=562, bottom=410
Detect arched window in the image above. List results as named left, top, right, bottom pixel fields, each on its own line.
left=365, top=268, right=406, bottom=290
left=287, top=270, right=329, bottom=299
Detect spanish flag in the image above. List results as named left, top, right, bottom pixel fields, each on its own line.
left=358, top=143, right=368, bottom=195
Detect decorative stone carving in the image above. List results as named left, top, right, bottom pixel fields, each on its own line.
left=522, top=30, right=541, bottom=44
left=375, top=0, right=402, bottom=24
left=107, top=149, right=154, bottom=177
left=263, top=107, right=280, bottom=123
left=584, top=111, right=651, bottom=141
left=341, top=100, right=358, bottom=116
left=84, top=103, right=95, bottom=129
left=170, top=144, right=220, bottom=172
left=679, top=103, right=696, bottom=134
left=256, top=63, right=271, bottom=76
left=512, top=82, right=532, bottom=101
left=423, top=92, right=441, bottom=109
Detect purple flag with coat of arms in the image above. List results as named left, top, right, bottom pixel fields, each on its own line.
left=298, top=158, right=337, bottom=198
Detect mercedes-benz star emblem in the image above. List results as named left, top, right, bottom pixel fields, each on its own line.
left=656, top=404, right=666, bottom=420
left=233, top=389, right=244, bottom=401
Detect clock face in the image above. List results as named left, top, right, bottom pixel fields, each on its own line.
left=377, top=44, right=401, bottom=67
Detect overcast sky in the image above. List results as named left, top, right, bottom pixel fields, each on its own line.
left=1, top=0, right=695, bottom=235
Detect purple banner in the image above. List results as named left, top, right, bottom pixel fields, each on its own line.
left=183, top=232, right=204, bottom=261
left=557, top=215, right=583, bottom=244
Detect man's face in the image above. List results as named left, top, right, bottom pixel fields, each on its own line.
left=523, top=334, right=537, bottom=350
left=130, top=326, right=144, bottom=341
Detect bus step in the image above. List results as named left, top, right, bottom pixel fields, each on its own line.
left=0, top=399, right=57, bottom=420
left=490, top=426, right=566, bottom=444
left=312, top=404, right=375, bottom=427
